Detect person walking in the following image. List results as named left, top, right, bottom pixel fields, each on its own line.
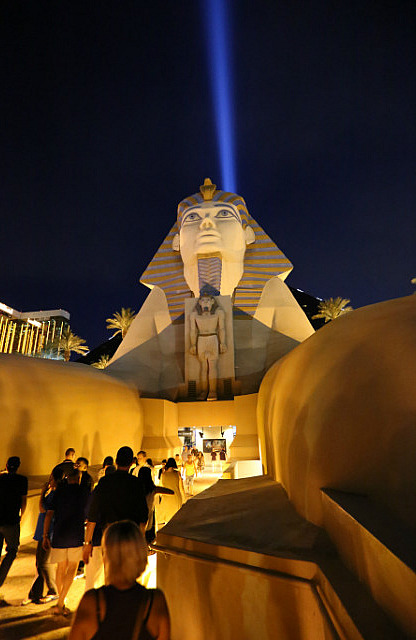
left=69, top=520, right=170, bottom=640
left=158, top=458, right=185, bottom=525
left=0, top=456, right=28, bottom=601
left=131, top=450, right=147, bottom=476
left=82, top=447, right=148, bottom=579
left=43, top=467, right=90, bottom=615
left=197, top=451, right=205, bottom=474
left=96, top=456, right=114, bottom=483
left=183, top=454, right=197, bottom=497
left=22, top=468, right=62, bottom=605
left=174, top=454, right=183, bottom=477
left=53, top=448, right=75, bottom=479
left=75, top=457, right=94, bottom=492
left=137, top=467, right=173, bottom=545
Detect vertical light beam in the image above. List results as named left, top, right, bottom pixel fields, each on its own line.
left=202, top=0, right=237, bottom=192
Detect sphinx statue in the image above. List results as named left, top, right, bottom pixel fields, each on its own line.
left=107, top=179, right=314, bottom=399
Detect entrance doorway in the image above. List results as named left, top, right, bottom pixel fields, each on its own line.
left=178, top=425, right=236, bottom=455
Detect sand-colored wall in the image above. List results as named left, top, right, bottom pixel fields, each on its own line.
left=140, top=398, right=182, bottom=460
left=229, top=393, right=259, bottom=460
left=177, top=399, right=236, bottom=427
left=158, top=552, right=336, bottom=640
left=257, top=295, right=416, bottom=530
left=0, top=354, right=144, bottom=476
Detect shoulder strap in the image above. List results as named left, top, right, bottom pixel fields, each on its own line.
left=143, top=589, right=155, bottom=626
left=131, top=589, right=153, bottom=640
left=95, top=587, right=106, bottom=626
left=94, top=589, right=100, bottom=626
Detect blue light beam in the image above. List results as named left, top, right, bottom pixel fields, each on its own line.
left=202, top=0, right=237, bottom=193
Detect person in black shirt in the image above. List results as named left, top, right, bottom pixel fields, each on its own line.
left=52, top=447, right=76, bottom=480
left=0, top=456, right=28, bottom=594
left=43, top=467, right=90, bottom=615
left=83, top=446, right=148, bottom=566
left=75, top=457, right=93, bottom=492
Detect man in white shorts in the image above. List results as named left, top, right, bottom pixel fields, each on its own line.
left=43, top=467, right=89, bottom=615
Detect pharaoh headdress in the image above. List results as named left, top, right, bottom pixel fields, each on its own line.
left=140, top=180, right=293, bottom=320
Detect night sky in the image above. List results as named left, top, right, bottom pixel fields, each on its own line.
left=1, top=1, right=415, bottom=350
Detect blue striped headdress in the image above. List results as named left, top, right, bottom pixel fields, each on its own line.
left=140, top=182, right=293, bottom=320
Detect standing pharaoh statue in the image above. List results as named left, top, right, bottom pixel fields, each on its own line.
left=189, top=294, right=227, bottom=400
left=107, top=179, right=314, bottom=399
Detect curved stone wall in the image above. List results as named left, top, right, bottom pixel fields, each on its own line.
left=257, top=295, right=416, bottom=529
left=0, top=354, right=144, bottom=476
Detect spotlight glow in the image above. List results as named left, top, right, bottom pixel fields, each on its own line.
left=203, top=0, right=237, bottom=192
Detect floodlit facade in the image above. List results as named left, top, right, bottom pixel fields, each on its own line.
left=0, top=301, right=70, bottom=357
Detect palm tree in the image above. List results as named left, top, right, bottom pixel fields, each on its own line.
left=312, top=297, right=353, bottom=323
left=106, top=307, right=136, bottom=339
left=55, top=327, right=89, bottom=361
left=91, top=355, right=111, bottom=369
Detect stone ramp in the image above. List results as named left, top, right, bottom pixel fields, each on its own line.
left=159, top=475, right=332, bottom=560
left=155, top=476, right=408, bottom=640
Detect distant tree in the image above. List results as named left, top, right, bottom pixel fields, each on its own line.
left=106, top=307, right=136, bottom=339
left=411, top=277, right=416, bottom=293
left=54, top=327, right=89, bottom=361
left=312, top=297, right=353, bottom=323
left=91, top=355, right=111, bottom=369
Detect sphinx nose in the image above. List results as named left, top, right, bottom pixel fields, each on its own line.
left=200, top=214, right=215, bottom=229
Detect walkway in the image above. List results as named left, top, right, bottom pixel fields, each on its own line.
left=0, top=464, right=222, bottom=640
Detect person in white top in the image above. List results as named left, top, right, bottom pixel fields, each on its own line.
left=131, top=451, right=147, bottom=477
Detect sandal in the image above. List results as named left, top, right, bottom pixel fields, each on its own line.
left=51, top=604, right=70, bottom=616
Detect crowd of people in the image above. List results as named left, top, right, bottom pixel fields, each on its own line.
left=0, top=443, right=224, bottom=637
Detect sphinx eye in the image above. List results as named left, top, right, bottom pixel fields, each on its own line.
left=215, top=209, right=234, bottom=219
left=183, top=212, right=202, bottom=224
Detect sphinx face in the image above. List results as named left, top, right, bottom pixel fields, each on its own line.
left=179, top=202, right=247, bottom=266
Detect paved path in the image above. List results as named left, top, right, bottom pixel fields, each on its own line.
left=0, top=465, right=222, bottom=639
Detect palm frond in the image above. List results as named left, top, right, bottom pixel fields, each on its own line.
left=312, top=297, right=353, bottom=323
left=91, top=355, right=111, bottom=369
left=106, top=307, right=136, bottom=338
left=53, top=327, right=89, bottom=361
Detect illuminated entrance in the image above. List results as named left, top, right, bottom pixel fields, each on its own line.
left=178, top=425, right=236, bottom=455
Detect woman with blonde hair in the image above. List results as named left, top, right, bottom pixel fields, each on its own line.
left=158, top=458, right=185, bottom=525
left=69, top=520, right=170, bottom=640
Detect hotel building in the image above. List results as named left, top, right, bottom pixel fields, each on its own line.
left=0, top=301, right=70, bottom=358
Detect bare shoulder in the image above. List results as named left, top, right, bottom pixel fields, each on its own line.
left=68, top=590, right=99, bottom=640
left=152, top=588, right=169, bottom=613
left=147, top=588, right=170, bottom=640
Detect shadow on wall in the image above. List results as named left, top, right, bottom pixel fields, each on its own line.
left=0, top=354, right=144, bottom=475
left=7, top=408, right=34, bottom=476
left=91, top=430, right=104, bottom=467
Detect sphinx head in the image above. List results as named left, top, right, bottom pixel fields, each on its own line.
left=172, top=179, right=255, bottom=296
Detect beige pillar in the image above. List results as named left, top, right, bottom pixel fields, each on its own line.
left=140, top=398, right=180, bottom=463
left=229, top=393, right=259, bottom=461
